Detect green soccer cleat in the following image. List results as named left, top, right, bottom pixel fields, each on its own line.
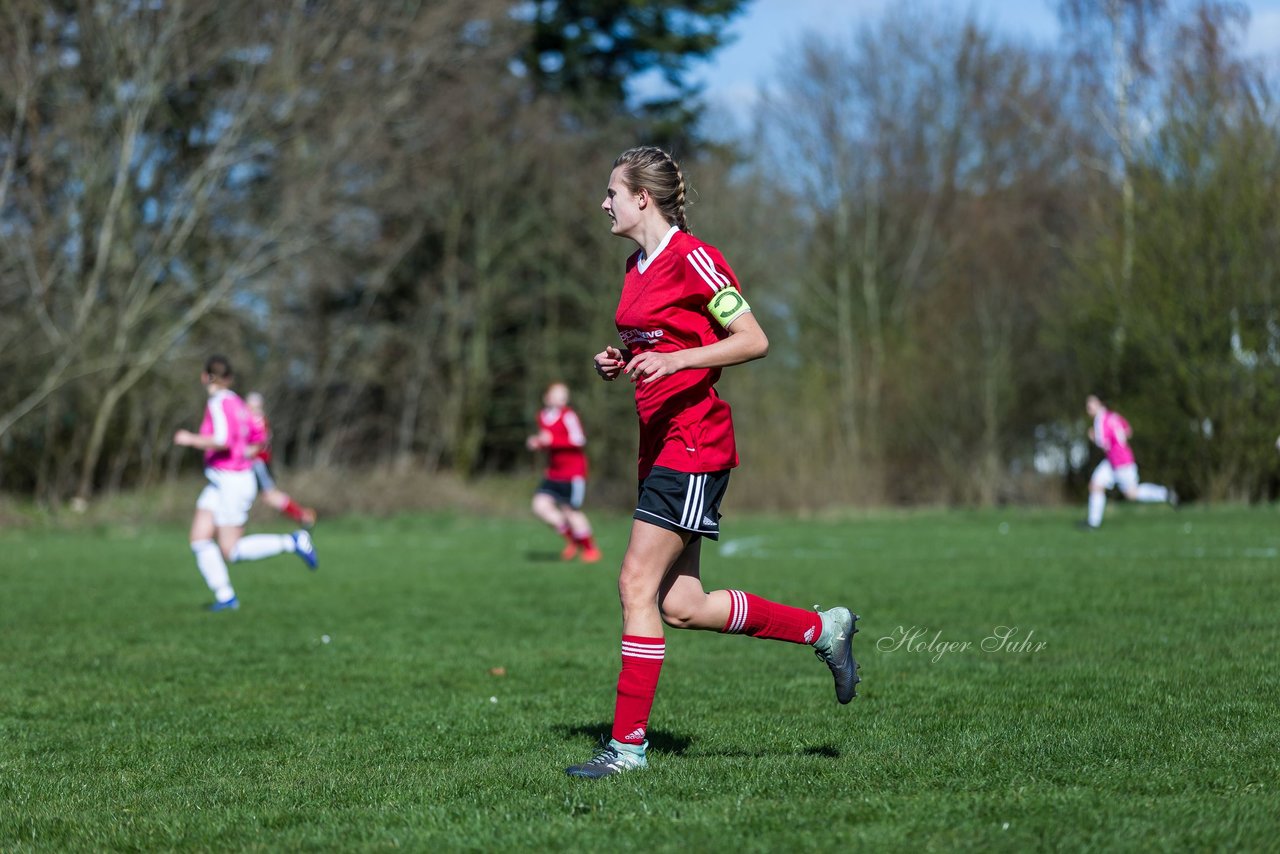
left=814, top=606, right=860, bottom=704
left=565, top=739, right=648, bottom=779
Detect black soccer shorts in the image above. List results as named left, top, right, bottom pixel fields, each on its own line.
left=536, top=476, right=586, bottom=510
left=633, top=466, right=731, bottom=541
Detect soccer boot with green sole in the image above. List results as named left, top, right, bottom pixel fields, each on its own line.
left=565, top=739, right=647, bottom=779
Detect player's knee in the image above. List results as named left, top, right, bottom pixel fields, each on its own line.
left=658, top=596, right=701, bottom=629
left=617, top=564, right=657, bottom=610
left=1089, top=482, right=1105, bottom=494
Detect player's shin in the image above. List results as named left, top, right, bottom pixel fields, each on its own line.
left=610, top=636, right=665, bottom=746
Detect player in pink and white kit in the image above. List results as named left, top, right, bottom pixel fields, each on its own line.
left=565, top=147, right=859, bottom=779
left=1082, top=394, right=1177, bottom=530
left=527, top=382, right=601, bottom=563
left=173, top=356, right=318, bottom=611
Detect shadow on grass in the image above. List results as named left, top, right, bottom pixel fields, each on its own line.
left=804, top=744, right=841, bottom=758
left=524, top=550, right=567, bottom=562
left=554, top=723, right=839, bottom=760
left=686, top=744, right=842, bottom=760
left=554, top=722, right=693, bottom=756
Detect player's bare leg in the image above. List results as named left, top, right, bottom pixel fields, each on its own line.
left=262, top=487, right=316, bottom=528
left=532, top=492, right=577, bottom=559
left=567, top=521, right=686, bottom=778
left=660, top=539, right=859, bottom=703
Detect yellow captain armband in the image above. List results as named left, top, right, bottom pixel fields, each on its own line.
left=707, top=287, right=751, bottom=329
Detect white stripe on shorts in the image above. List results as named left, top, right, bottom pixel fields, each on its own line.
left=680, top=474, right=706, bottom=529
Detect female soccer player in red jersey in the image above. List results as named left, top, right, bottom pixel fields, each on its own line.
left=565, top=147, right=860, bottom=778
left=527, top=382, right=601, bottom=562
left=245, top=391, right=317, bottom=528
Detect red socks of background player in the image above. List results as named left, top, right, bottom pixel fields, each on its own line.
left=611, top=636, right=665, bottom=745
left=281, top=497, right=307, bottom=524
left=722, top=590, right=823, bottom=645
left=557, top=524, right=599, bottom=561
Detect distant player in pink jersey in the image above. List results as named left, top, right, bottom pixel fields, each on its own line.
left=1082, top=394, right=1178, bottom=530
left=173, top=356, right=318, bottom=611
left=527, top=382, right=601, bottom=563
left=245, top=392, right=317, bottom=528
left=565, top=147, right=860, bottom=779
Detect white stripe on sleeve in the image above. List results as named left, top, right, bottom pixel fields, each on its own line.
left=208, top=393, right=229, bottom=446
left=688, top=247, right=731, bottom=294
left=563, top=411, right=586, bottom=447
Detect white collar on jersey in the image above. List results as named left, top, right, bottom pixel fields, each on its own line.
left=636, top=225, right=680, bottom=274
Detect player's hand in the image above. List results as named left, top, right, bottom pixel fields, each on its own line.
left=526, top=435, right=540, bottom=450
left=594, top=346, right=627, bottom=381
left=624, top=350, right=682, bottom=384
left=173, top=429, right=196, bottom=447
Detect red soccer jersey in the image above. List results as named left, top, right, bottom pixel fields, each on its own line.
left=248, top=412, right=272, bottom=464
left=615, top=227, right=741, bottom=479
left=538, top=406, right=589, bottom=480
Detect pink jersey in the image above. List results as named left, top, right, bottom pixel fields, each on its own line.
left=1093, top=408, right=1135, bottom=468
left=615, top=227, right=740, bottom=479
left=538, top=406, right=588, bottom=481
left=200, top=390, right=254, bottom=471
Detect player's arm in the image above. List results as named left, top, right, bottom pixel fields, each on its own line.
left=625, top=310, right=768, bottom=384
left=175, top=403, right=229, bottom=450
left=173, top=429, right=226, bottom=451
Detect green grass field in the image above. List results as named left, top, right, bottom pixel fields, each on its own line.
left=3, top=504, right=1278, bottom=851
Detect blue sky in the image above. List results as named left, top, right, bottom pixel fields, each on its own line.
left=685, top=0, right=1280, bottom=123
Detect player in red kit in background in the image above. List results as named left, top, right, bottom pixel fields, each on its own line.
left=245, top=392, right=316, bottom=528
left=565, top=147, right=861, bottom=779
left=527, top=382, right=601, bottom=563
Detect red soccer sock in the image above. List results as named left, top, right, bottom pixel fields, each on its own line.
left=557, top=524, right=575, bottom=543
left=610, top=636, right=665, bottom=745
left=281, top=497, right=307, bottom=523
left=722, top=590, right=823, bottom=645
left=574, top=532, right=597, bottom=550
